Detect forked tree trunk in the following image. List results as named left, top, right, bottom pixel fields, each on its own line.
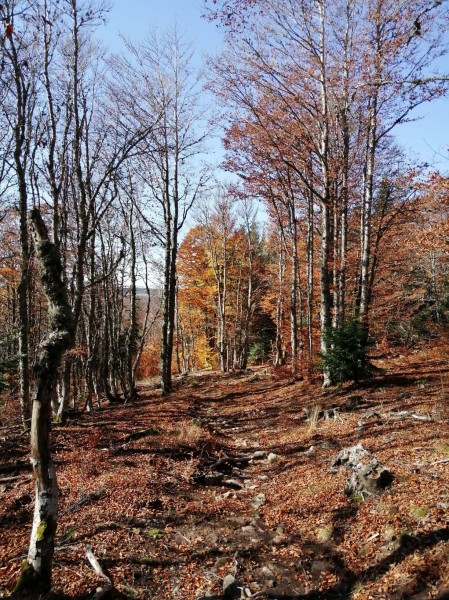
left=14, top=209, right=74, bottom=596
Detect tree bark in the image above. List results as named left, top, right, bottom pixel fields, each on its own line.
left=14, top=209, right=74, bottom=595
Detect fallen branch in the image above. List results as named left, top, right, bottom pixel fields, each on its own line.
left=62, top=490, right=104, bottom=515
left=389, top=410, right=432, bottom=422
left=209, top=454, right=252, bottom=470
left=130, top=555, right=187, bottom=567
left=111, top=427, right=159, bottom=454
left=119, top=426, right=159, bottom=444
left=0, top=474, right=31, bottom=484
left=85, top=544, right=113, bottom=600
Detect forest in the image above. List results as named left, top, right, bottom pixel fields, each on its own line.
left=1, top=0, right=449, bottom=598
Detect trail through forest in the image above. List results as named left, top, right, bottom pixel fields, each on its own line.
left=1, top=345, right=449, bottom=599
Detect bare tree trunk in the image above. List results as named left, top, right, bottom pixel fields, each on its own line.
left=126, top=204, right=138, bottom=402
left=17, top=167, right=30, bottom=428
left=317, top=0, right=332, bottom=387
left=160, top=211, right=172, bottom=394
left=307, top=183, right=314, bottom=363
left=320, top=200, right=332, bottom=387
left=5, top=17, right=32, bottom=428
left=335, top=0, right=353, bottom=326
left=275, top=238, right=286, bottom=367
left=218, top=234, right=228, bottom=372
left=14, top=209, right=73, bottom=595
left=290, top=204, right=299, bottom=374
left=359, top=100, right=377, bottom=322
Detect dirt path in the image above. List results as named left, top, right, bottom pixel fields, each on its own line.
left=1, top=351, right=449, bottom=599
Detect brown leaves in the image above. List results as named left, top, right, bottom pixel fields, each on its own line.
left=4, top=23, right=12, bottom=38
left=2, top=350, right=449, bottom=597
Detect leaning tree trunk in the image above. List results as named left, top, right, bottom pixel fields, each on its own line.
left=14, top=209, right=74, bottom=596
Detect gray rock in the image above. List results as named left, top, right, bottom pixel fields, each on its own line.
left=223, top=574, right=243, bottom=599
left=241, top=525, right=260, bottom=536
left=304, top=445, right=316, bottom=456
left=272, top=533, right=286, bottom=545
left=261, top=566, right=275, bottom=578
left=245, top=481, right=257, bottom=490
left=267, top=452, right=278, bottom=463
left=251, top=493, right=266, bottom=510
left=252, top=450, right=266, bottom=460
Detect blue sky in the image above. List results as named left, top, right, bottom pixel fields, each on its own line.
left=101, top=0, right=222, bottom=59
left=101, top=0, right=449, bottom=173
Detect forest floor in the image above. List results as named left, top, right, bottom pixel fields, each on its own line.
left=1, top=344, right=449, bottom=600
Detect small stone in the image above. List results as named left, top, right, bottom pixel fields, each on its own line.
left=208, top=532, right=219, bottom=544
left=383, top=527, right=396, bottom=542
left=173, top=532, right=191, bottom=545
left=223, top=574, right=243, bottom=599
left=252, top=450, right=266, bottom=460
left=267, top=452, right=278, bottom=463
left=242, top=525, right=260, bottom=535
left=251, top=493, right=266, bottom=509
left=272, top=533, right=286, bottom=545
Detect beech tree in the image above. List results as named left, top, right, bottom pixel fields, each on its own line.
left=207, top=0, right=449, bottom=383
left=0, top=0, right=38, bottom=426
left=15, top=209, right=74, bottom=594
left=113, top=27, right=210, bottom=394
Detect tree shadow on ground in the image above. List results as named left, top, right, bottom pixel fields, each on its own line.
left=299, top=526, right=449, bottom=599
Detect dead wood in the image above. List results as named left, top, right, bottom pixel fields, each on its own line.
left=85, top=544, right=113, bottom=600
left=130, top=555, right=187, bottom=567
left=110, top=427, right=160, bottom=454
left=209, top=454, right=252, bottom=470
left=331, top=443, right=393, bottom=497
left=62, top=490, right=105, bottom=515
left=0, top=474, right=31, bottom=484
left=388, top=410, right=433, bottom=422
left=119, top=426, right=159, bottom=444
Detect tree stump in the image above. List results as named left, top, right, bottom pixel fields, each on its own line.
left=331, top=443, right=393, bottom=497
